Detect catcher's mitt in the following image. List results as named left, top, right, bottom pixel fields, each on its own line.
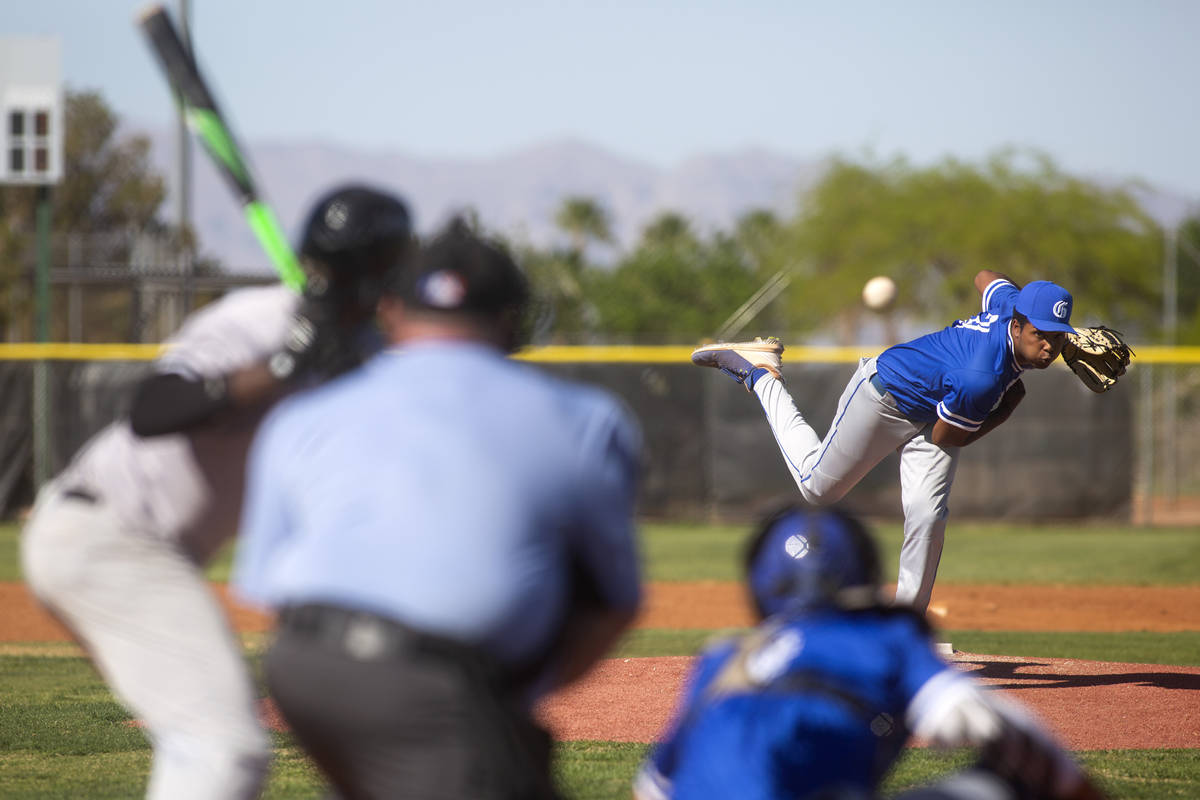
left=1061, top=326, right=1134, bottom=393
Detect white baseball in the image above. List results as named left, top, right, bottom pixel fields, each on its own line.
left=862, top=276, right=897, bottom=311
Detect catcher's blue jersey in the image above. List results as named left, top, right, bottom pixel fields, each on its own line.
left=646, top=609, right=948, bottom=800
left=874, top=279, right=1025, bottom=432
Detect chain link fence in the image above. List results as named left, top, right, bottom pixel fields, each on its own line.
left=3, top=348, right=1197, bottom=524
left=1135, top=361, right=1200, bottom=524
left=4, top=231, right=273, bottom=344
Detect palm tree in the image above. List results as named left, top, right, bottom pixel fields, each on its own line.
left=554, top=196, right=612, bottom=260
left=640, top=212, right=691, bottom=248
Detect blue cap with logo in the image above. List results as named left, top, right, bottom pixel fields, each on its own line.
left=746, top=506, right=881, bottom=618
left=1014, top=280, right=1076, bottom=333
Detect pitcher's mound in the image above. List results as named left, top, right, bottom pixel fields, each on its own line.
left=534, top=653, right=1200, bottom=749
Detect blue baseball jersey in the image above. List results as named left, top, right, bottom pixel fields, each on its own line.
left=646, top=609, right=949, bottom=800
left=874, top=279, right=1025, bottom=432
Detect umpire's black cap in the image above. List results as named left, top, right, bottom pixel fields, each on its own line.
left=391, top=217, right=529, bottom=316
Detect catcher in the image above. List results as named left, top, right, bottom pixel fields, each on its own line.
left=634, top=503, right=1108, bottom=800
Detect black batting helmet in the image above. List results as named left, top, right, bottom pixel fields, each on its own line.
left=298, top=184, right=414, bottom=316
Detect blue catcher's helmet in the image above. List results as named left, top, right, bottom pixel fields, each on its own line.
left=744, top=504, right=882, bottom=619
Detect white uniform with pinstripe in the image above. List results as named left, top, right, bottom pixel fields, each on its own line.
left=20, top=285, right=297, bottom=800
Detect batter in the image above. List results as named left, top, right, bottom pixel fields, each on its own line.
left=20, top=184, right=414, bottom=799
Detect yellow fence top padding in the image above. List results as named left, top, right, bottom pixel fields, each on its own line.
left=0, top=343, right=166, bottom=360
left=2, top=343, right=1199, bottom=364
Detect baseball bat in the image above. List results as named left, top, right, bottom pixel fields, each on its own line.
left=137, top=4, right=306, bottom=291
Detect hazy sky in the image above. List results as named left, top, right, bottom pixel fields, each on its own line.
left=7, top=0, right=1199, bottom=196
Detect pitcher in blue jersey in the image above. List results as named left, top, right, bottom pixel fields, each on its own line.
left=633, top=504, right=1105, bottom=800
left=692, top=271, right=1075, bottom=611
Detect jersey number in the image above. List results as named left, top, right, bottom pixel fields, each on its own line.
left=958, top=312, right=999, bottom=333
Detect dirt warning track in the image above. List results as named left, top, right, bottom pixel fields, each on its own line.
left=5, top=581, right=1198, bottom=641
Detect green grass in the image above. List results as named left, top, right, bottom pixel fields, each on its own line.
left=618, top=628, right=1200, bottom=666
left=900, top=522, right=1200, bottom=585
left=556, top=741, right=649, bottom=799
left=0, top=657, right=149, bottom=755
left=641, top=519, right=1200, bottom=584
left=553, top=741, right=1200, bottom=800
left=13, top=628, right=1198, bottom=667
left=1078, top=750, right=1200, bottom=799
left=4, top=520, right=1198, bottom=585
left=0, top=751, right=152, bottom=800
left=638, top=521, right=750, bottom=581
left=946, top=631, right=1200, bottom=666
left=612, top=628, right=745, bottom=657
left=0, top=739, right=326, bottom=799
left=1, top=522, right=20, bottom=580
left=885, top=748, right=1200, bottom=799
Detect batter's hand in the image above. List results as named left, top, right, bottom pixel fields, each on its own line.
left=268, top=294, right=359, bottom=382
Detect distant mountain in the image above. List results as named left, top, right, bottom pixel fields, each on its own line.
left=141, top=131, right=825, bottom=272
left=138, top=129, right=1194, bottom=273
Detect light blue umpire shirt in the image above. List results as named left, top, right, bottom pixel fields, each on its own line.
left=233, top=340, right=642, bottom=670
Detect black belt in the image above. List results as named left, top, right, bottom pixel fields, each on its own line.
left=869, top=372, right=888, bottom=395
left=278, top=603, right=497, bottom=671
left=61, top=487, right=99, bottom=504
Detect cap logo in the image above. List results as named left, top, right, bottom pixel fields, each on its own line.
left=784, top=534, right=809, bottom=559
left=324, top=200, right=349, bottom=231
left=419, top=270, right=468, bottom=308
left=1053, top=300, right=1069, bottom=319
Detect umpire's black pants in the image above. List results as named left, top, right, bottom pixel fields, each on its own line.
left=266, top=604, right=558, bottom=800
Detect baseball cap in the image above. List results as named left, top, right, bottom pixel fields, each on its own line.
left=391, top=217, right=529, bottom=315
left=1014, top=280, right=1076, bottom=333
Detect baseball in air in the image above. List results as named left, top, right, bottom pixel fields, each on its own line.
left=861, top=276, right=897, bottom=311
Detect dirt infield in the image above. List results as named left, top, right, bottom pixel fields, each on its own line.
left=6, top=580, right=1198, bottom=750
left=641, top=582, right=1200, bottom=632
left=536, top=653, right=1200, bottom=748
left=5, top=581, right=1199, bottom=641
left=246, top=652, right=1200, bottom=749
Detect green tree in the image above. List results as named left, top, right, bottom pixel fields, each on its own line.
left=554, top=195, right=613, bottom=258
left=588, top=212, right=761, bottom=342
left=514, top=242, right=598, bottom=343
left=54, top=91, right=167, bottom=234
left=785, top=150, right=1163, bottom=342
left=511, top=196, right=616, bottom=343
left=0, top=89, right=177, bottom=339
left=733, top=209, right=784, bottom=270
left=1176, top=216, right=1200, bottom=345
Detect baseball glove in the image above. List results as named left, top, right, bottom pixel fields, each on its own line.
left=1061, top=326, right=1134, bottom=393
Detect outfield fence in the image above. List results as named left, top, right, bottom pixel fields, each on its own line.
left=3, top=343, right=1198, bottom=524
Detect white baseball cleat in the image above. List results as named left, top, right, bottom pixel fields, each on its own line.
left=690, top=337, right=784, bottom=391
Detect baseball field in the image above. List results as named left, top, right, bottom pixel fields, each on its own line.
left=1, top=519, right=1198, bottom=798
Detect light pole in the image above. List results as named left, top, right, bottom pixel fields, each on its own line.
left=177, top=0, right=194, bottom=314
left=1162, top=225, right=1178, bottom=510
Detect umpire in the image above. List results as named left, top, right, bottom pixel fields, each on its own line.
left=233, top=218, right=643, bottom=799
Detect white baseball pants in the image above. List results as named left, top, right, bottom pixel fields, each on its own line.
left=752, top=357, right=960, bottom=611
left=20, top=486, right=270, bottom=800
